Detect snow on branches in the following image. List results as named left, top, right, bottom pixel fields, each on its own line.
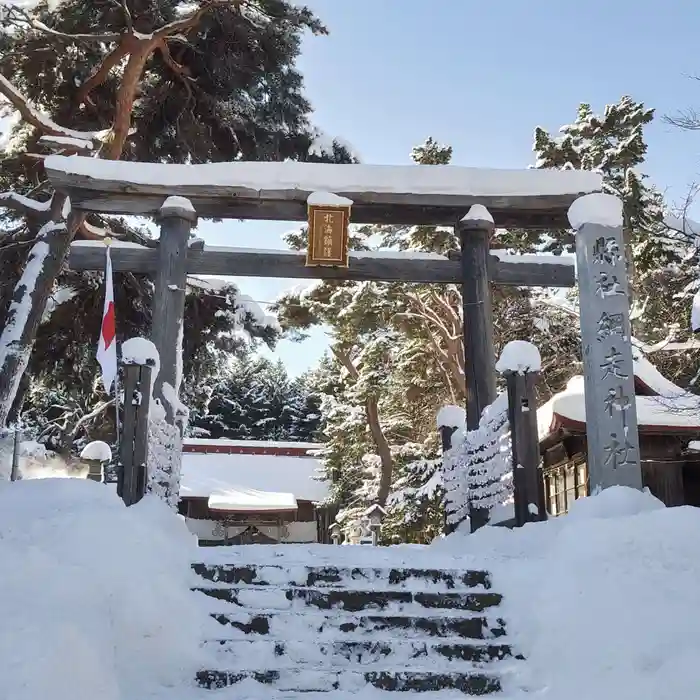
left=443, top=393, right=513, bottom=527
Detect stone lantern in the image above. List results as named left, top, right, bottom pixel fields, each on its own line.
left=363, top=504, right=387, bottom=546
left=329, top=521, right=342, bottom=545
left=79, top=441, right=112, bottom=483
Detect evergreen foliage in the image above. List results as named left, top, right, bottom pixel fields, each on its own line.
left=188, top=355, right=322, bottom=443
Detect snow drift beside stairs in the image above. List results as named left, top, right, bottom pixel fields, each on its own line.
left=434, top=486, right=700, bottom=700
left=0, top=478, right=211, bottom=700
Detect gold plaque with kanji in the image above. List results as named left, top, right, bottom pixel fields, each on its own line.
left=306, top=205, right=350, bottom=267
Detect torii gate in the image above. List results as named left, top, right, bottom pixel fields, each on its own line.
left=44, top=156, right=642, bottom=531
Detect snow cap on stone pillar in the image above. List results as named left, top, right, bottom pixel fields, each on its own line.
left=157, top=196, right=198, bottom=225
left=495, top=340, right=542, bottom=376
left=460, top=204, right=495, bottom=231
left=567, top=193, right=623, bottom=231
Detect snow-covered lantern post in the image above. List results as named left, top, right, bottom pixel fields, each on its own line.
left=496, top=341, right=547, bottom=526
left=79, top=440, right=112, bottom=483
left=436, top=406, right=466, bottom=454
left=329, top=521, right=342, bottom=545
left=363, top=503, right=387, bottom=546
left=119, top=337, right=156, bottom=506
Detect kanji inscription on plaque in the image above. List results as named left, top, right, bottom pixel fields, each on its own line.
left=306, top=204, right=350, bottom=267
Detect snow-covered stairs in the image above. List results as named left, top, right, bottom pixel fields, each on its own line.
left=191, top=547, right=520, bottom=694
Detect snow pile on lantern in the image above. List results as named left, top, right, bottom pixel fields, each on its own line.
left=434, top=486, right=700, bottom=699
left=0, top=478, right=212, bottom=700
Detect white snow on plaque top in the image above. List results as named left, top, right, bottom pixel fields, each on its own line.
left=568, top=193, right=623, bottom=230
left=161, top=195, right=196, bottom=213
left=45, top=155, right=603, bottom=198
left=436, top=404, right=466, bottom=429
left=496, top=340, right=542, bottom=374
left=462, top=204, right=494, bottom=223
left=307, top=191, right=353, bottom=207
left=79, top=440, right=112, bottom=462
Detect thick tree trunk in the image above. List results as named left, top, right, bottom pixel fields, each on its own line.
left=0, top=216, right=73, bottom=428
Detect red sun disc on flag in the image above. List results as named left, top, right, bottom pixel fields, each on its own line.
left=102, top=301, right=116, bottom=349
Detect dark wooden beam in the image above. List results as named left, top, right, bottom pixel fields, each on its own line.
left=45, top=156, right=602, bottom=229
left=68, top=244, right=576, bottom=287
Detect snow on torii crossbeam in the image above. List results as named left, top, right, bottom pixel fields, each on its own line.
left=45, top=155, right=601, bottom=228
left=45, top=156, right=641, bottom=531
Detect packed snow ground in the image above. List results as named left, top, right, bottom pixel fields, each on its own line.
left=1, top=480, right=698, bottom=699
left=0, top=478, right=218, bottom=700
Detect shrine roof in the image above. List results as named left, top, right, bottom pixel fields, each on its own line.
left=179, top=440, right=327, bottom=504
left=538, top=355, right=700, bottom=440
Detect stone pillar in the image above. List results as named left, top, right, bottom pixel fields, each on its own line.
left=457, top=206, right=497, bottom=532
left=152, top=197, right=197, bottom=432
left=568, top=194, right=643, bottom=493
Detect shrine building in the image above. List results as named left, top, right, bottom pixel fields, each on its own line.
left=177, top=439, right=332, bottom=545
left=538, top=352, right=700, bottom=515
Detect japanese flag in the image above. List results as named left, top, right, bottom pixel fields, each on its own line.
left=692, top=288, right=700, bottom=334
left=96, top=245, right=117, bottom=393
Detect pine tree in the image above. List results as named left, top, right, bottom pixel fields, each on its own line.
left=533, top=96, right=698, bottom=374
left=0, top=0, right=354, bottom=429
left=188, top=354, right=322, bottom=441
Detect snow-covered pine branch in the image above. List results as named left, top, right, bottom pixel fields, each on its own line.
left=0, top=74, right=98, bottom=142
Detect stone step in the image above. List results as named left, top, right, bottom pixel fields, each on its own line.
left=202, top=638, right=516, bottom=665
left=195, top=668, right=502, bottom=693
left=193, top=586, right=502, bottom=613
left=192, top=563, right=491, bottom=591
left=209, top=611, right=506, bottom=639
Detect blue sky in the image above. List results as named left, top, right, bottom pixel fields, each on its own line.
left=198, top=0, right=700, bottom=376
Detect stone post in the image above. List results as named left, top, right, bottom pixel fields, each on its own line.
left=497, top=341, right=547, bottom=526
left=568, top=194, right=642, bottom=493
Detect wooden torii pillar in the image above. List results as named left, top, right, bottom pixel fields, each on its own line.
left=45, top=155, right=601, bottom=528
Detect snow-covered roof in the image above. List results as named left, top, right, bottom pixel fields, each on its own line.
left=179, top=452, right=327, bottom=503
left=183, top=438, right=322, bottom=451
left=207, top=488, right=297, bottom=513
left=538, top=356, right=700, bottom=440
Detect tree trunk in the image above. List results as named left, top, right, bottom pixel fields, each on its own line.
left=0, top=217, right=73, bottom=428
left=366, top=397, right=394, bottom=506
left=331, top=346, right=395, bottom=505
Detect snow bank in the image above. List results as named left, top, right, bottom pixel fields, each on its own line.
left=0, top=479, right=211, bottom=700
left=434, top=486, right=700, bottom=700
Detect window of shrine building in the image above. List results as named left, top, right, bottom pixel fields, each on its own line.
left=542, top=457, right=589, bottom=517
